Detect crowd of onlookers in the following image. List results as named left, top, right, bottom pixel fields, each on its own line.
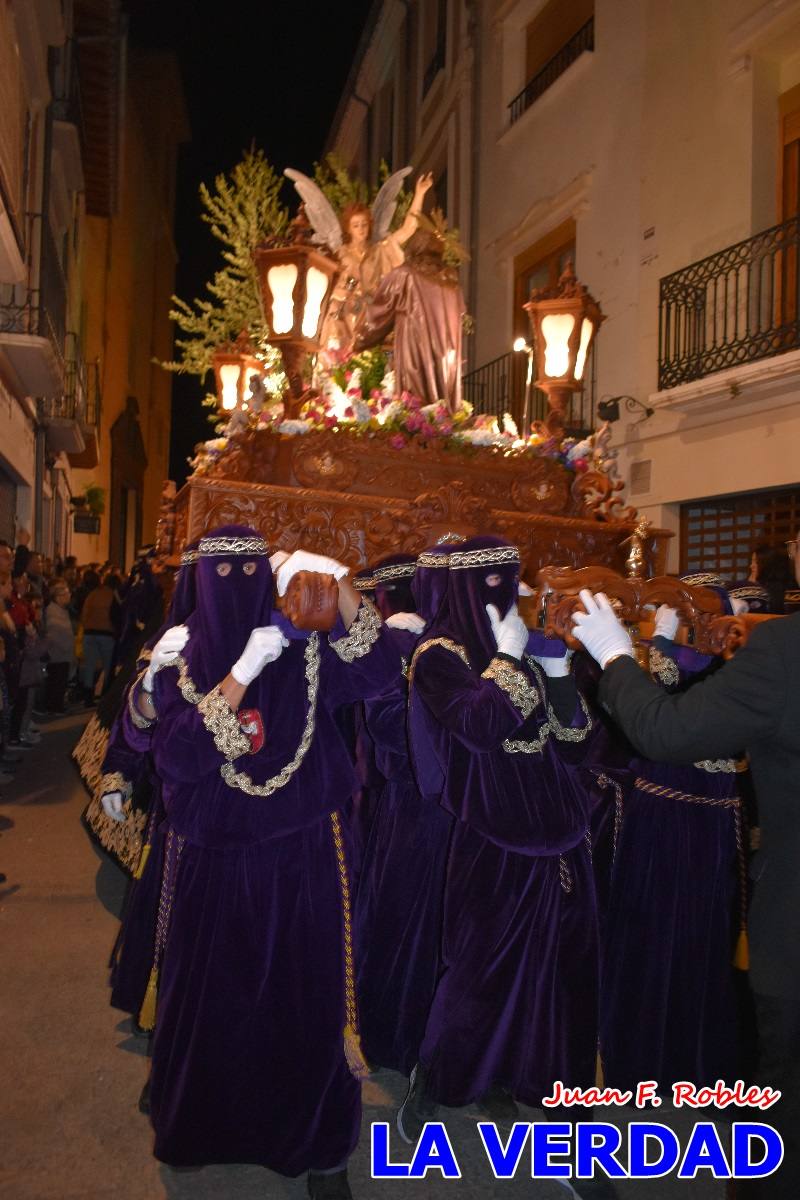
left=0, top=533, right=132, bottom=797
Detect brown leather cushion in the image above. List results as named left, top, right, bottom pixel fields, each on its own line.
left=282, top=570, right=340, bottom=631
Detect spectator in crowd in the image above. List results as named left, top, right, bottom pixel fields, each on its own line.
left=44, top=581, right=75, bottom=713
left=16, top=593, right=47, bottom=744
left=78, top=569, right=117, bottom=705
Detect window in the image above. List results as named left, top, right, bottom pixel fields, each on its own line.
left=509, top=0, right=594, bottom=124
left=680, top=487, right=800, bottom=580
left=512, top=217, right=575, bottom=338
left=422, top=0, right=447, bottom=99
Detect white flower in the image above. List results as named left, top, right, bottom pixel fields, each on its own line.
left=277, top=419, right=312, bottom=435
left=377, top=399, right=404, bottom=425
left=353, top=399, right=372, bottom=424
left=502, top=412, right=519, bottom=438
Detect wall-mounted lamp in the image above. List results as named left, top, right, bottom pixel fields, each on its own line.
left=597, top=395, right=654, bottom=424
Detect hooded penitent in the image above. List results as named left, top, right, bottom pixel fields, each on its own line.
left=435, top=534, right=521, bottom=672
left=412, top=540, right=460, bottom=625
left=372, top=554, right=417, bottom=619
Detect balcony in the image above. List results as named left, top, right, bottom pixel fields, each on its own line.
left=508, top=18, right=594, bottom=126
left=68, top=358, right=102, bottom=469
left=658, top=216, right=800, bottom=391
left=52, top=40, right=86, bottom=195
left=463, top=348, right=596, bottom=435
left=40, top=338, right=87, bottom=456
left=0, top=215, right=66, bottom=398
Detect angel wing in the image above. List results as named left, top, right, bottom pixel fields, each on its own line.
left=371, top=166, right=413, bottom=243
left=284, top=169, right=342, bottom=252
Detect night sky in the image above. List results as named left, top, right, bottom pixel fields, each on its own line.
left=127, top=0, right=375, bottom=484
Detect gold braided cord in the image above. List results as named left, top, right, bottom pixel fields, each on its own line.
left=408, top=636, right=470, bottom=686
left=330, top=810, right=369, bottom=1080
left=547, top=692, right=593, bottom=742
left=180, top=549, right=199, bottom=565
left=220, top=634, right=320, bottom=797
left=128, top=670, right=155, bottom=729
left=435, top=531, right=466, bottom=545
left=198, top=535, right=269, bottom=556
left=449, top=545, right=520, bottom=570
left=633, top=777, right=741, bottom=808
left=649, top=647, right=680, bottom=687
left=373, top=561, right=417, bottom=582
left=481, top=657, right=538, bottom=718
left=198, top=685, right=252, bottom=760
left=351, top=575, right=376, bottom=592
left=330, top=598, right=381, bottom=662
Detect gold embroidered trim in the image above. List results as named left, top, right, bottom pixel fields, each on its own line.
left=416, top=551, right=450, bottom=568
left=481, top=657, right=538, bottom=718
left=330, top=598, right=381, bottom=662
left=72, top=713, right=110, bottom=797
left=180, top=548, right=199, bottom=565
left=547, top=691, right=593, bottom=742
left=198, top=685, right=252, bottom=761
left=220, top=634, right=320, bottom=796
left=100, top=771, right=133, bottom=801
left=449, top=545, right=520, bottom=569
left=503, top=725, right=550, bottom=754
left=83, top=792, right=148, bottom=875
left=694, top=758, right=737, bottom=773
left=649, top=646, right=680, bottom=687
left=373, top=561, right=416, bottom=582
left=128, top=670, right=155, bottom=729
left=198, top=535, right=269, bottom=556
left=352, top=574, right=376, bottom=592
left=166, top=654, right=206, bottom=705
left=408, top=636, right=470, bottom=686
left=435, top=531, right=466, bottom=545
left=400, top=655, right=410, bottom=680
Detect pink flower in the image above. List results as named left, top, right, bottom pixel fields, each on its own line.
left=438, top=419, right=453, bottom=436
left=573, top=457, right=589, bottom=472
left=405, top=411, right=424, bottom=432
left=389, top=434, right=407, bottom=450
left=403, top=391, right=423, bottom=410
left=420, top=421, right=437, bottom=439
left=323, top=415, right=338, bottom=428
left=343, top=405, right=354, bottom=419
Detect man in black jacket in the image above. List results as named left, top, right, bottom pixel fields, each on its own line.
left=573, top=592, right=800, bottom=1199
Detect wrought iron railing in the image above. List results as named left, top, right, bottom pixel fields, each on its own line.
left=508, top=18, right=595, bottom=125
left=0, top=213, right=67, bottom=365
left=84, top=359, right=102, bottom=427
left=463, top=348, right=596, bottom=434
left=52, top=38, right=85, bottom=147
left=658, top=216, right=800, bottom=389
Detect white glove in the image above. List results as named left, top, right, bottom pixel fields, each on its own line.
left=531, top=648, right=574, bottom=677
left=518, top=580, right=535, bottom=597
left=231, top=625, right=289, bottom=686
left=731, top=596, right=749, bottom=616
left=652, top=604, right=680, bottom=641
left=101, top=792, right=125, bottom=823
left=269, top=550, right=290, bottom=573
left=571, top=590, right=635, bottom=669
left=486, top=603, right=529, bottom=661
left=143, top=624, right=189, bottom=691
left=386, top=611, right=426, bottom=634
left=275, top=549, right=348, bottom=597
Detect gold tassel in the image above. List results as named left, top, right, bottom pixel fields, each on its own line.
left=138, top=966, right=159, bottom=1031
left=134, top=843, right=151, bottom=881
left=343, top=1023, right=370, bottom=1081
left=733, top=929, right=750, bottom=971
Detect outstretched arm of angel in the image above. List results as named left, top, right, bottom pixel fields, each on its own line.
left=388, top=172, right=434, bottom=246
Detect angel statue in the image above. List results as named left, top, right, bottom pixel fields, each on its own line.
left=284, top=166, right=433, bottom=360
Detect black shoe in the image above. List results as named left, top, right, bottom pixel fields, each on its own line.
left=397, top=1063, right=438, bottom=1145
left=307, top=1169, right=353, bottom=1200
left=475, top=1084, right=519, bottom=1121
left=138, top=1078, right=151, bottom=1115
left=9, top=738, right=35, bottom=750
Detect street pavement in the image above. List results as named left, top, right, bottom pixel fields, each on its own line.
left=0, top=714, right=728, bottom=1199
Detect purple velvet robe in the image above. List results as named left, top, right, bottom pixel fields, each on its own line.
left=130, top=605, right=401, bottom=1174
left=600, top=636, right=740, bottom=1091
left=354, top=628, right=453, bottom=1076
left=409, top=641, right=598, bottom=1106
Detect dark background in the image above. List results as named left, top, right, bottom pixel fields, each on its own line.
left=128, top=0, right=374, bottom=484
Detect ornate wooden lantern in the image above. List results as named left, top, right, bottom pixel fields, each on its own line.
left=253, top=222, right=338, bottom=416
left=523, top=261, right=605, bottom=434
left=212, top=332, right=264, bottom=415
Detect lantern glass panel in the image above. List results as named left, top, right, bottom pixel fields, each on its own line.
left=574, top=318, right=593, bottom=381
left=302, top=266, right=329, bottom=339
left=268, top=264, right=298, bottom=334
left=242, top=366, right=260, bottom=407
left=219, top=363, right=240, bottom=410
left=541, top=313, right=575, bottom=377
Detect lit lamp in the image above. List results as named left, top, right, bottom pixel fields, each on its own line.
left=523, top=261, right=605, bottom=436
left=512, top=336, right=534, bottom=440
left=212, top=331, right=264, bottom=416
left=253, top=221, right=339, bottom=417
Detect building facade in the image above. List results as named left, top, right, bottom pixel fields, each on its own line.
left=0, top=0, right=187, bottom=569
left=326, top=0, right=800, bottom=574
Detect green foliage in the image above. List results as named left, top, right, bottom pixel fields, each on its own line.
left=332, top=348, right=389, bottom=395
left=83, top=483, right=106, bottom=516
left=160, top=149, right=290, bottom=380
